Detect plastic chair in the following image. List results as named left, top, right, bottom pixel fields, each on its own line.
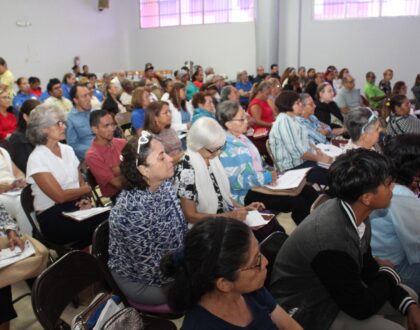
left=20, top=185, right=83, bottom=259
left=91, top=221, right=183, bottom=320
left=32, top=250, right=176, bottom=330
left=259, top=231, right=288, bottom=288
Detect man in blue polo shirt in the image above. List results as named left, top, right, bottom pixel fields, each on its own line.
left=66, top=84, right=94, bottom=160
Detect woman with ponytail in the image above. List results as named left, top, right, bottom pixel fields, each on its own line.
left=161, top=217, right=302, bottom=330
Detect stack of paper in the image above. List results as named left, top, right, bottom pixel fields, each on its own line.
left=0, top=240, right=36, bottom=269
left=63, top=206, right=111, bottom=222
left=316, top=143, right=343, bottom=158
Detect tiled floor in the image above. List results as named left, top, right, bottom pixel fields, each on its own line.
left=10, top=213, right=296, bottom=330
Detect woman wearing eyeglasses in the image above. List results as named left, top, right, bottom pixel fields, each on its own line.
left=108, top=131, right=187, bottom=305
left=26, top=104, right=109, bottom=247
left=217, top=101, right=318, bottom=226
left=0, top=85, right=17, bottom=140
left=342, top=107, right=382, bottom=152
left=173, top=117, right=264, bottom=226
left=161, top=217, right=303, bottom=330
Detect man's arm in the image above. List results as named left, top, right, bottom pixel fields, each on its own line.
left=311, top=250, right=414, bottom=320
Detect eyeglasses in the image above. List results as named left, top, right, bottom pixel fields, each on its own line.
left=240, top=252, right=262, bottom=272
left=0, top=95, right=11, bottom=100
left=205, top=142, right=226, bottom=154
left=230, top=117, right=247, bottom=122
left=361, top=109, right=378, bottom=134
left=56, top=120, right=67, bottom=127
left=136, top=130, right=151, bottom=167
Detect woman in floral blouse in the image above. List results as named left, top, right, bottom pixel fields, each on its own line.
left=108, top=131, right=187, bottom=305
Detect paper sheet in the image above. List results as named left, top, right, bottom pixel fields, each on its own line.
left=245, top=210, right=270, bottom=227
left=63, top=206, right=111, bottom=222
left=264, top=168, right=310, bottom=190
left=315, top=143, right=343, bottom=158
left=0, top=240, right=36, bottom=269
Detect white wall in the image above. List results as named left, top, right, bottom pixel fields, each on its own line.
left=1, top=0, right=125, bottom=88
left=280, top=0, right=420, bottom=96
left=118, top=1, right=256, bottom=81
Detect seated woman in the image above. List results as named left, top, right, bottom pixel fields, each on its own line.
left=26, top=104, right=109, bottom=246
left=167, top=82, right=193, bottom=138
left=0, top=147, right=31, bottom=235
left=297, top=93, right=332, bottom=145
left=370, top=134, right=420, bottom=293
left=342, top=107, right=382, bottom=151
left=217, top=101, right=318, bottom=225
left=108, top=132, right=187, bottom=305
left=248, top=81, right=274, bottom=130
left=161, top=217, right=303, bottom=330
left=392, top=81, right=408, bottom=97
left=267, top=77, right=282, bottom=116
left=8, top=99, right=40, bottom=173
left=315, top=82, right=345, bottom=129
left=387, top=94, right=420, bottom=137
left=0, top=85, right=16, bottom=141
left=235, top=70, right=253, bottom=109
left=12, top=77, right=38, bottom=115
left=0, top=202, right=48, bottom=330
left=173, top=117, right=264, bottom=225
left=191, top=91, right=215, bottom=124
left=269, top=91, right=332, bottom=186
left=101, top=77, right=126, bottom=115
left=144, top=101, right=183, bottom=164
left=130, top=87, right=150, bottom=136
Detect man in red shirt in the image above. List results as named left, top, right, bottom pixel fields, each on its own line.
left=85, top=110, right=127, bottom=201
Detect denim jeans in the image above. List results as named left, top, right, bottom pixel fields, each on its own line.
left=396, top=258, right=420, bottom=294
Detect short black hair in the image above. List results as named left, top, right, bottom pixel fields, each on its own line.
left=87, top=73, right=97, bottom=80
left=47, top=78, right=61, bottom=92
left=28, top=77, right=40, bottom=85
left=69, top=83, right=88, bottom=104
left=328, top=149, right=391, bottom=203
left=383, top=134, right=420, bottom=186
left=160, top=218, right=252, bottom=312
left=17, top=99, right=41, bottom=132
left=89, top=109, right=110, bottom=128
left=275, top=90, right=300, bottom=113
left=270, top=64, right=278, bottom=70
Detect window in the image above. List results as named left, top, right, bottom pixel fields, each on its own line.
left=314, top=0, right=420, bottom=20
left=140, top=0, right=254, bottom=28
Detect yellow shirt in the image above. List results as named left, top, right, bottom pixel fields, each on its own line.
left=0, top=70, right=14, bottom=97
left=44, top=96, right=73, bottom=113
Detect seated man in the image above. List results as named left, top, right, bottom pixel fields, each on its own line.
left=85, top=110, right=126, bottom=202
left=43, top=78, right=72, bottom=113
left=364, top=71, right=386, bottom=109
left=334, top=74, right=363, bottom=114
left=270, top=149, right=420, bottom=330
left=66, top=84, right=95, bottom=160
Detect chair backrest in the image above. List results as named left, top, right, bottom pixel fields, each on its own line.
left=310, top=193, right=331, bottom=213
left=259, top=231, right=288, bottom=288
left=31, top=251, right=104, bottom=330
left=92, top=220, right=128, bottom=305
left=20, top=185, right=44, bottom=241
left=265, top=139, right=282, bottom=172
left=86, top=168, right=105, bottom=207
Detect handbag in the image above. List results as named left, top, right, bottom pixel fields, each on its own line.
left=72, top=293, right=115, bottom=330
left=101, top=307, right=143, bottom=330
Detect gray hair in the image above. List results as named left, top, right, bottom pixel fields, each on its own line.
left=26, top=104, right=66, bottom=145
left=220, top=86, right=235, bottom=102
left=300, top=93, right=312, bottom=106
left=216, top=101, right=240, bottom=129
left=344, top=107, right=379, bottom=142
left=187, top=117, right=226, bottom=152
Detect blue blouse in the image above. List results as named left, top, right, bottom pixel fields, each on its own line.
left=108, top=181, right=187, bottom=285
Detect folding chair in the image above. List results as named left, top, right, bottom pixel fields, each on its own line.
left=115, top=112, right=133, bottom=139
left=31, top=250, right=176, bottom=330
left=91, top=221, right=183, bottom=320
left=259, top=231, right=288, bottom=288
left=86, top=168, right=107, bottom=207
left=310, top=193, right=331, bottom=213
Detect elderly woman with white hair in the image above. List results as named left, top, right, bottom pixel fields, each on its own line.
left=342, top=107, right=382, bottom=152
left=26, top=104, right=109, bottom=247
left=173, top=117, right=265, bottom=227
left=101, top=77, right=127, bottom=115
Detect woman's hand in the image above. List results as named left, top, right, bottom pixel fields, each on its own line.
left=13, top=178, right=27, bottom=189
left=76, top=198, right=92, bottom=210
left=0, top=183, right=13, bottom=193
left=223, top=208, right=248, bottom=221
left=270, top=171, right=278, bottom=184
left=8, top=231, right=25, bottom=251
left=245, top=202, right=265, bottom=211
left=315, top=149, right=333, bottom=164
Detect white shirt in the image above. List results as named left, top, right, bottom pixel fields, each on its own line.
left=0, top=147, right=15, bottom=184
left=26, top=143, right=80, bottom=211
left=167, top=99, right=193, bottom=134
